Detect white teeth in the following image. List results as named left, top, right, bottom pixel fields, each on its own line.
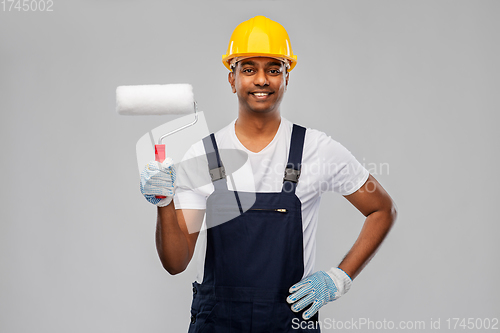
left=253, top=93, right=269, bottom=97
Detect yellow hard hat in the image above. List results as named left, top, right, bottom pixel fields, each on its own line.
left=222, top=16, right=297, bottom=71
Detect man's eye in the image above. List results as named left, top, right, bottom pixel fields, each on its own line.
left=242, top=68, right=253, bottom=73
left=269, top=69, right=281, bottom=74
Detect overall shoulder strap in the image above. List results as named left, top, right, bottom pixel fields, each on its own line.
left=282, top=124, right=306, bottom=193
left=202, top=134, right=228, bottom=190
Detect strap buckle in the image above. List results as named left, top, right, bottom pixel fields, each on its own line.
left=283, top=167, right=301, bottom=183
left=209, top=166, right=226, bottom=182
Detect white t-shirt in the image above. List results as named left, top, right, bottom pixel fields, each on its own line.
left=174, top=117, right=369, bottom=282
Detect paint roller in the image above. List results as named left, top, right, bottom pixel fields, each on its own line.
left=116, top=83, right=198, bottom=198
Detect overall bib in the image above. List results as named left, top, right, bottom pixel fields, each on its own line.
left=188, top=124, right=320, bottom=333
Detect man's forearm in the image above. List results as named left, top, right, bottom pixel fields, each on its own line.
left=155, top=203, right=192, bottom=275
left=338, top=207, right=396, bottom=280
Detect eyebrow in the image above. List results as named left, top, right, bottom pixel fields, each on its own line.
left=267, top=61, right=284, bottom=67
left=239, top=60, right=283, bottom=67
left=240, top=60, right=256, bottom=66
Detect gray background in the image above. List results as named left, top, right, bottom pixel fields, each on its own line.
left=1, top=0, right=499, bottom=332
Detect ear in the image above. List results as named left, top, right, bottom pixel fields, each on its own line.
left=285, top=72, right=289, bottom=89
left=228, top=71, right=236, bottom=93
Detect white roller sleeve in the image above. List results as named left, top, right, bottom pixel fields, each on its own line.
left=116, top=84, right=194, bottom=115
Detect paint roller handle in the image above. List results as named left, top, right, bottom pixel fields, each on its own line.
left=155, top=144, right=167, bottom=199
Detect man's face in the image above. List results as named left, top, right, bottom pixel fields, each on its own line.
left=228, top=57, right=289, bottom=115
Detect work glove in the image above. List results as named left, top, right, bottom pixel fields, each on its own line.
left=140, top=158, right=176, bottom=207
left=286, top=268, right=352, bottom=320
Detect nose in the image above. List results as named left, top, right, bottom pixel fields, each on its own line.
left=253, top=69, right=269, bottom=86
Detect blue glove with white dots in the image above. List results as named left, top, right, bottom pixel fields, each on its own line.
left=140, top=158, right=176, bottom=207
left=287, top=268, right=352, bottom=320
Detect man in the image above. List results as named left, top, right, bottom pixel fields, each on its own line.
left=141, top=16, right=396, bottom=332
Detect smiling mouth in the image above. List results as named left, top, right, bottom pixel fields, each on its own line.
left=250, top=92, right=273, bottom=97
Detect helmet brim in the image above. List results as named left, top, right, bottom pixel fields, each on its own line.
left=222, top=53, right=297, bottom=71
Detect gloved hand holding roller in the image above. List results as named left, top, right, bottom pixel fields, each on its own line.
left=116, top=83, right=198, bottom=207
left=140, top=158, right=176, bottom=207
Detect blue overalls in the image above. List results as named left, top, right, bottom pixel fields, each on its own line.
left=188, top=124, right=320, bottom=333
